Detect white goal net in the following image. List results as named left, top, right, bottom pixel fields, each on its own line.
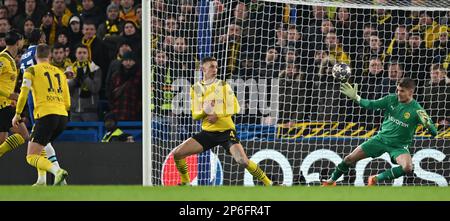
left=143, top=0, right=450, bottom=186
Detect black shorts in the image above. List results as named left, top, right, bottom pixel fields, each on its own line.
left=30, top=114, right=68, bottom=146
left=0, top=106, right=15, bottom=132
left=192, top=130, right=240, bottom=151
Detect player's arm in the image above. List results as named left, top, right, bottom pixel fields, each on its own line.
left=417, top=109, right=438, bottom=137
left=190, top=85, right=206, bottom=120
left=12, top=71, right=32, bottom=127
left=340, top=82, right=389, bottom=110
left=60, top=70, right=71, bottom=111
left=0, top=57, right=18, bottom=100
left=217, top=83, right=240, bottom=117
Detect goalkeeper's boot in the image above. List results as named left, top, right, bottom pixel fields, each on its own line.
left=367, top=175, right=377, bottom=186
left=54, top=169, right=68, bottom=186
left=321, top=179, right=336, bottom=186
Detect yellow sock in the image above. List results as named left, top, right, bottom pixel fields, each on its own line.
left=0, top=134, right=25, bottom=157
left=174, top=158, right=190, bottom=184
left=246, top=160, right=272, bottom=186
left=37, top=149, right=47, bottom=181
left=26, top=154, right=56, bottom=174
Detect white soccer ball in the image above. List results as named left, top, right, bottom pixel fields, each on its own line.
left=332, top=63, right=351, bottom=83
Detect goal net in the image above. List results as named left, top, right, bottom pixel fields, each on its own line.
left=144, top=0, right=450, bottom=186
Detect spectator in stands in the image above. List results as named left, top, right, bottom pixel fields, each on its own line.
left=432, top=26, right=449, bottom=66
left=105, top=40, right=132, bottom=101
left=97, top=3, right=123, bottom=41
left=41, top=10, right=62, bottom=45
left=4, top=0, right=19, bottom=23
left=109, top=51, right=142, bottom=121
left=0, top=6, right=8, bottom=19
left=217, top=23, right=242, bottom=79
left=56, top=29, right=69, bottom=46
left=0, top=33, right=6, bottom=51
left=120, top=0, right=138, bottom=24
left=405, top=30, right=432, bottom=86
left=422, top=64, right=450, bottom=126
left=259, top=47, right=281, bottom=78
left=306, top=49, right=327, bottom=80
left=51, top=43, right=72, bottom=72
left=356, top=57, right=384, bottom=100
left=0, top=17, right=11, bottom=33
left=171, top=36, right=194, bottom=79
left=273, top=23, right=287, bottom=50
left=303, top=6, right=327, bottom=45
left=356, top=35, right=384, bottom=75
left=68, top=45, right=102, bottom=122
left=324, top=32, right=350, bottom=65
left=278, top=63, right=310, bottom=126
left=385, top=25, right=409, bottom=62
left=177, top=0, right=196, bottom=47
left=22, top=18, right=37, bottom=48
left=120, top=20, right=141, bottom=56
left=80, top=0, right=104, bottom=27
left=67, top=15, right=83, bottom=58
left=135, top=4, right=142, bottom=30
left=382, top=61, right=404, bottom=94
left=410, top=11, right=441, bottom=49
left=286, top=25, right=302, bottom=52
left=101, top=113, right=134, bottom=142
left=335, top=7, right=358, bottom=50
left=283, top=49, right=298, bottom=64
left=81, top=20, right=108, bottom=76
left=369, top=0, right=395, bottom=44
left=52, top=0, right=73, bottom=28
left=321, top=19, right=335, bottom=37
left=359, top=24, right=377, bottom=48
left=14, top=0, right=44, bottom=31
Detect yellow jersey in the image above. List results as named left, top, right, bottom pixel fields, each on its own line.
left=0, top=49, right=18, bottom=108
left=22, top=62, right=70, bottom=119
left=190, top=79, right=240, bottom=132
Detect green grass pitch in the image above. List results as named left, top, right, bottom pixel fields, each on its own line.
left=0, top=186, right=449, bottom=201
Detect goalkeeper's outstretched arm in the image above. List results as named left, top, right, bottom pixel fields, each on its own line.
left=340, top=82, right=390, bottom=110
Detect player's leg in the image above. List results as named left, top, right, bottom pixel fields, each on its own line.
left=44, top=143, right=67, bottom=185
left=0, top=108, right=28, bottom=157
left=26, top=115, right=68, bottom=185
left=172, top=137, right=204, bottom=185
left=229, top=143, right=272, bottom=186
left=33, top=148, right=47, bottom=186
left=369, top=151, right=412, bottom=185
left=324, top=146, right=368, bottom=185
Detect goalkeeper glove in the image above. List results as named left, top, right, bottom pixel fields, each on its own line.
left=417, top=110, right=438, bottom=137
left=340, top=82, right=361, bottom=102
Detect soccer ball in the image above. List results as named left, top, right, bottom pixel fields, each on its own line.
left=332, top=63, right=351, bottom=83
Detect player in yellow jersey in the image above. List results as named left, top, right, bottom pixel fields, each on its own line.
left=0, top=30, right=29, bottom=159
left=172, top=57, right=273, bottom=186
left=12, top=44, right=70, bottom=185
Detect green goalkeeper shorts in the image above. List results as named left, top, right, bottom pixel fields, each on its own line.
left=360, top=136, right=410, bottom=164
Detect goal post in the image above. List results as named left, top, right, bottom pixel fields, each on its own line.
left=144, top=0, right=450, bottom=186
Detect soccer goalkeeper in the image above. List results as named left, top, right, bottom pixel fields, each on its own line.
left=323, top=78, right=438, bottom=186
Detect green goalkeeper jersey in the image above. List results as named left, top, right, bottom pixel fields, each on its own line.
left=359, top=94, right=433, bottom=147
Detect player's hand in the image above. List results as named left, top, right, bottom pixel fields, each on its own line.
left=11, top=114, right=21, bottom=128
left=203, top=100, right=215, bottom=115
left=205, top=113, right=218, bottom=124
left=10, top=100, right=16, bottom=107
left=417, top=110, right=431, bottom=128
left=8, top=92, right=18, bottom=101
left=417, top=110, right=438, bottom=137
left=340, top=82, right=360, bottom=102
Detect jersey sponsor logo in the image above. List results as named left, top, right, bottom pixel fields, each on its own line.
left=161, top=151, right=223, bottom=186
left=404, top=112, right=410, bottom=120
left=388, top=115, right=409, bottom=128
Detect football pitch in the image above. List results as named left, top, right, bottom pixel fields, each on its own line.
left=0, top=186, right=450, bottom=201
